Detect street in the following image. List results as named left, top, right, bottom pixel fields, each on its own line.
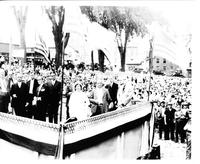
left=154, top=131, right=187, bottom=159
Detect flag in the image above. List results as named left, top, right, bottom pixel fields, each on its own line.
left=35, top=34, right=50, bottom=63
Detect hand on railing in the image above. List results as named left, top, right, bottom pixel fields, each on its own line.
left=65, top=117, right=78, bottom=124
left=8, top=103, right=13, bottom=114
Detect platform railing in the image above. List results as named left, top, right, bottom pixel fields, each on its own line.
left=0, top=101, right=154, bottom=159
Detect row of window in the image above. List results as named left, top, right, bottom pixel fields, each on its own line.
left=155, top=65, right=173, bottom=70
left=156, top=58, right=166, bottom=64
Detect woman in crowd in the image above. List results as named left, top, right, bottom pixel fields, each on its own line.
left=68, top=82, right=91, bottom=121
left=117, top=81, right=135, bottom=108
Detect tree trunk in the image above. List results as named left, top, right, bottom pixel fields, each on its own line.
left=13, top=7, right=28, bottom=65
left=20, top=27, right=26, bottom=64
left=98, top=49, right=105, bottom=72
left=118, top=46, right=126, bottom=72
left=53, top=27, right=63, bottom=69
left=91, top=50, right=94, bottom=71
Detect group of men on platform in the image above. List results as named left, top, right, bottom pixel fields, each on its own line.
left=0, top=62, right=120, bottom=123
left=0, top=62, right=62, bottom=123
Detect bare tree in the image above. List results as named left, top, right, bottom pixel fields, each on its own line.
left=45, top=6, right=65, bottom=69
left=13, top=6, right=28, bottom=64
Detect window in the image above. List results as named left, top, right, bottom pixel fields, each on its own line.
left=163, top=66, right=166, bottom=71
left=156, top=58, right=159, bottom=63
left=163, top=58, right=166, bottom=63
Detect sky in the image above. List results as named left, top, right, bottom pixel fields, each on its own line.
left=0, top=1, right=195, bottom=68
left=0, top=1, right=194, bottom=41
left=148, top=2, right=193, bottom=35
left=0, top=1, right=194, bottom=44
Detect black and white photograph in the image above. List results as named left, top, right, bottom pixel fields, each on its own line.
left=0, top=0, right=195, bottom=160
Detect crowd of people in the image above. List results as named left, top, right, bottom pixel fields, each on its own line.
left=0, top=61, right=192, bottom=141
left=152, top=75, right=192, bottom=144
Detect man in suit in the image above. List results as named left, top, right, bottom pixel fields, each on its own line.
left=10, top=74, right=29, bottom=117
left=89, top=80, right=112, bottom=115
left=105, top=75, right=118, bottom=111
left=164, top=103, right=176, bottom=141
left=0, top=62, right=10, bottom=113
left=47, top=75, right=62, bottom=124
left=34, top=76, right=49, bottom=121
left=26, top=73, right=39, bottom=118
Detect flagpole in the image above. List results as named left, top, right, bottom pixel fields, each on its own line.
left=148, top=37, right=153, bottom=101
left=34, top=29, right=37, bottom=72
left=55, top=33, right=70, bottom=159
left=9, top=33, right=13, bottom=66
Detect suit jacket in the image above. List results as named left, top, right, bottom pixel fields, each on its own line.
left=10, top=82, right=29, bottom=108
left=27, top=79, right=39, bottom=103
left=47, top=80, right=62, bottom=105
left=89, top=87, right=112, bottom=113
left=37, top=83, right=49, bottom=104
left=107, top=82, right=118, bottom=103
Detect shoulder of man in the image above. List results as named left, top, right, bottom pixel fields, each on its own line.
left=114, top=82, right=118, bottom=86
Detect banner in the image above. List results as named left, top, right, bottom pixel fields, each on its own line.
left=0, top=102, right=154, bottom=159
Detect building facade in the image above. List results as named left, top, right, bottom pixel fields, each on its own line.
left=0, top=42, right=19, bottom=61
left=152, top=56, right=181, bottom=75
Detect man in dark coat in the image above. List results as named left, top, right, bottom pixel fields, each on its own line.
left=26, top=74, right=39, bottom=118
left=164, top=103, right=176, bottom=140
left=34, top=76, right=49, bottom=121
left=89, top=80, right=112, bottom=115
left=10, top=74, right=29, bottom=117
left=105, top=76, right=118, bottom=111
left=47, top=75, right=61, bottom=124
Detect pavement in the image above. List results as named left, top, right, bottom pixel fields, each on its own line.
left=153, top=131, right=187, bottom=159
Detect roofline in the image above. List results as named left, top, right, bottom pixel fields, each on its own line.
left=0, top=42, right=20, bottom=46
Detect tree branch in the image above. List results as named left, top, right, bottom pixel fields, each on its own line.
left=45, top=7, right=57, bottom=26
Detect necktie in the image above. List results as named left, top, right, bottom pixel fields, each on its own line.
left=18, top=82, right=21, bottom=88
left=29, top=80, right=34, bottom=94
